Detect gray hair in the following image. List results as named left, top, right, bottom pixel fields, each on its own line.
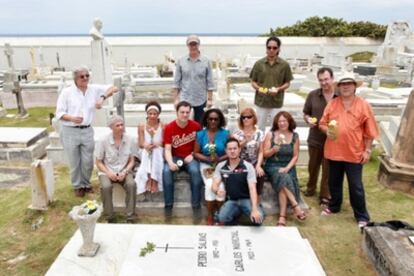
left=72, top=65, right=89, bottom=79
left=107, top=115, right=124, bottom=127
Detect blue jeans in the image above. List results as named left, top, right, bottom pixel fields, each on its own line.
left=162, top=157, right=203, bottom=208
left=216, top=199, right=265, bottom=225
left=328, top=160, right=370, bottom=222
left=193, top=102, right=206, bottom=124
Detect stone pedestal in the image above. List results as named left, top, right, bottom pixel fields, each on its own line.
left=378, top=89, right=414, bottom=194
left=69, top=204, right=103, bottom=257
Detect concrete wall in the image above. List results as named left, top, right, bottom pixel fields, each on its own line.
left=0, top=36, right=382, bottom=70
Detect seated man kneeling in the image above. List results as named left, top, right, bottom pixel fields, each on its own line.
left=95, top=115, right=137, bottom=223
left=212, top=138, right=264, bottom=225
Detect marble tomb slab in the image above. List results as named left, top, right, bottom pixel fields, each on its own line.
left=46, top=224, right=325, bottom=276
left=0, top=127, right=48, bottom=148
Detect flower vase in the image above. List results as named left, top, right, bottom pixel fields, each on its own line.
left=69, top=204, right=103, bottom=257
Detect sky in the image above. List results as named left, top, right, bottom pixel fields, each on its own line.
left=0, top=0, right=413, bottom=35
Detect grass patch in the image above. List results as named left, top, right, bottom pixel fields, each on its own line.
left=0, top=153, right=413, bottom=275
left=348, top=51, right=375, bottom=63
left=0, top=107, right=55, bottom=131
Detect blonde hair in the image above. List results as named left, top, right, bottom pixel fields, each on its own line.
left=238, top=107, right=258, bottom=129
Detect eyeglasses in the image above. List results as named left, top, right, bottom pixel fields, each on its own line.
left=267, top=46, right=278, bottom=50
left=79, top=74, right=90, bottom=79
left=241, top=115, right=253, bottom=120
left=208, top=117, right=219, bottom=122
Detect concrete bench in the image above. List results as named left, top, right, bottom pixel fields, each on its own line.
left=112, top=171, right=308, bottom=217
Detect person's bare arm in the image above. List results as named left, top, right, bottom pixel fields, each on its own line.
left=164, top=144, right=178, bottom=171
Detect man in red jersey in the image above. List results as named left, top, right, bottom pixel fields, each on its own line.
left=163, top=101, right=203, bottom=216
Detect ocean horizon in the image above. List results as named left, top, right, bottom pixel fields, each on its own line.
left=0, top=33, right=261, bottom=37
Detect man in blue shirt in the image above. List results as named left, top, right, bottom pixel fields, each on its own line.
left=173, top=35, right=215, bottom=123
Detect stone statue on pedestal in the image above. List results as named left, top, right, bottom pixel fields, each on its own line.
left=89, top=18, right=112, bottom=85
left=89, top=18, right=104, bottom=41
left=4, top=43, right=14, bottom=71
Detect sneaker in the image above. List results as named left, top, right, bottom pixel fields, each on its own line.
left=319, top=198, right=330, bottom=209
left=321, top=208, right=333, bottom=216
left=164, top=206, right=173, bottom=224
left=358, top=221, right=368, bottom=228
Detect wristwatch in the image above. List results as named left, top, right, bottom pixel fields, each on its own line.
left=100, top=95, right=107, bottom=100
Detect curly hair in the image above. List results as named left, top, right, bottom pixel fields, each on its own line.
left=201, top=108, right=226, bottom=129
left=271, top=111, right=296, bottom=132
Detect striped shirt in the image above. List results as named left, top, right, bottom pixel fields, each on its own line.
left=173, top=54, right=215, bottom=106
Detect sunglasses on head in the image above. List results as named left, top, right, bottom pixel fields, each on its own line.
left=267, top=46, right=278, bottom=50
left=241, top=115, right=253, bottom=120
left=79, top=74, right=90, bottom=79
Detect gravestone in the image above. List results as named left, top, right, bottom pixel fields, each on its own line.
left=0, top=127, right=49, bottom=162
left=46, top=224, right=325, bottom=276
left=29, top=159, right=54, bottom=210
left=3, top=43, right=28, bottom=117
left=363, top=226, right=414, bottom=276
left=378, top=89, right=414, bottom=194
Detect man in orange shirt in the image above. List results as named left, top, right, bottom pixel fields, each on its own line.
left=319, top=75, right=379, bottom=228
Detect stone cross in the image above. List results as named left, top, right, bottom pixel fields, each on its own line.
left=56, top=52, right=61, bottom=68
left=4, top=43, right=15, bottom=71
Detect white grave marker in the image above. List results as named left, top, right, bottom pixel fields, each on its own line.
left=47, top=224, right=325, bottom=276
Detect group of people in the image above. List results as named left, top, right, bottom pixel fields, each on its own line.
left=56, top=35, right=379, bottom=228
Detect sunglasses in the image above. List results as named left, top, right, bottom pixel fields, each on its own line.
left=241, top=115, right=253, bottom=120
left=267, top=46, right=278, bottom=50
left=79, top=74, right=90, bottom=79
left=208, top=117, right=219, bottom=122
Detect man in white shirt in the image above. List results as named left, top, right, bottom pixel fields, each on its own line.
left=56, top=66, right=118, bottom=197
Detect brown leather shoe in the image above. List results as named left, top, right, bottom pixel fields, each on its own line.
left=83, top=187, right=93, bottom=193
left=74, top=188, right=85, bottom=197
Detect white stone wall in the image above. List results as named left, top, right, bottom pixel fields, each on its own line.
left=0, top=36, right=382, bottom=71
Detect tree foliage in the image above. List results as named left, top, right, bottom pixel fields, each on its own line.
left=266, top=16, right=386, bottom=39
